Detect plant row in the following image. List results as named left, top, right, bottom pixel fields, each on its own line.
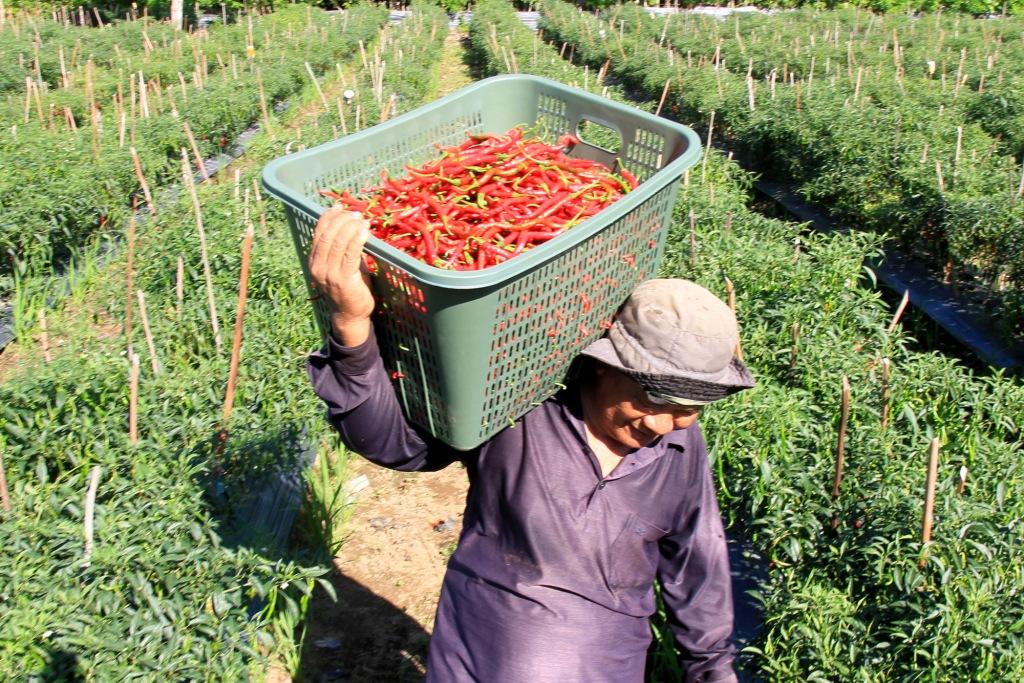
left=0, top=3, right=389, bottom=300
left=472, top=2, right=1024, bottom=679
left=538, top=2, right=1024, bottom=341
left=0, top=3, right=451, bottom=679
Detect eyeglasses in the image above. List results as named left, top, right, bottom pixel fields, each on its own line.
left=638, top=389, right=703, bottom=416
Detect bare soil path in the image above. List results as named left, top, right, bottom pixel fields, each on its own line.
left=294, top=27, right=475, bottom=683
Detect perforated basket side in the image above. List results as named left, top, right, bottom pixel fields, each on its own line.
left=477, top=180, right=679, bottom=441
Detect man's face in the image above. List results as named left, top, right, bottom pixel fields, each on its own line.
left=586, top=365, right=702, bottom=451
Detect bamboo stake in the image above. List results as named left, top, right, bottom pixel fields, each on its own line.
left=701, top=110, right=715, bottom=181
left=256, top=68, right=273, bottom=137
left=880, top=358, right=891, bottom=430
left=253, top=179, right=268, bottom=239
left=136, top=290, right=160, bottom=375
left=920, top=438, right=940, bottom=569
left=125, top=215, right=135, bottom=356
left=129, top=352, right=139, bottom=443
left=888, top=290, right=910, bottom=332
left=31, top=78, right=44, bottom=123
left=957, top=465, right=968, bottom=495
left=790, top=321, right=799, bottom=370
left=655, top=78, right=671, bottom=117
left=182, top=121, right=209, bottom=181
left=222, top=224, right=254, bottom=424
left=23, top=77, right=32, bottom=124
left=723, top=276, right=743, bottom=361
left=81, top=465, right=101, bottom=567
left=176, top=255, right=184, bottom=320
left=137, top=71, right=149, bottom=118
left=180, top=149, right=222, bottom=350
left=304, top=61, right=329, bottom=111
left=336, top=97, right=348, bottom=136
left=130, top=147, right=156, bottom=216
left=688, top=210, right=697, bottom=268
left=0, top=449, right=10, bottom=512
left=38, top=309, right=52, bottom=363
left=832, top=375, right=851, bottom=508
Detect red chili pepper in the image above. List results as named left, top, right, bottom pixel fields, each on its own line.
left=322, top=126, right=637, bottom=271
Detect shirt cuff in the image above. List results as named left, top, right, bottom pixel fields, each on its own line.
left=322, top=329, right=380, bottom=376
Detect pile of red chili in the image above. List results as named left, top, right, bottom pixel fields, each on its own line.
left=320, top=126, right=639, bottom=271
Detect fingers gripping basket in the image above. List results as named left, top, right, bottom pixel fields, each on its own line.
left=262, top=75, right=701, bottom=450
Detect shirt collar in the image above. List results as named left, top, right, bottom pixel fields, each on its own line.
left=555, top=385, right=687, bottom=477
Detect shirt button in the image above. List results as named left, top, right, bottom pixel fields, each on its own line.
left=598, top=481, right=607, bottom=490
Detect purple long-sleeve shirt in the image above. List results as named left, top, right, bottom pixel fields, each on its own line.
left=308, top=330, right=738, bottom=683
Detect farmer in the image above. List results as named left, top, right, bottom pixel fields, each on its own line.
left=306, top=207, right=755, bottom=683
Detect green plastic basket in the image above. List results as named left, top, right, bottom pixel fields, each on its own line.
left=262, top=74, right=701, bottom=450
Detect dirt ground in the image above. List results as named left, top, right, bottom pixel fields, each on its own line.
left=296, top=457, right=470, bottom=683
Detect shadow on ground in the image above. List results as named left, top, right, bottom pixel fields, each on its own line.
left=296, top=572, right=432, bottom=683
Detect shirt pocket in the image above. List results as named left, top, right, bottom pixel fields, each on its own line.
left=608, top=513, right=671, bottom=589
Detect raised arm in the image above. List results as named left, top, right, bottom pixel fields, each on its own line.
left=306, top=207, right=460, bottom=471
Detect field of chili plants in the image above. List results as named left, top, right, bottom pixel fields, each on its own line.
left=0, top=2, right=450, bottom=678
left=0, top=3, right=388, bottom=302
left=474, top=1, right=1024, bottom=679
left=4, top=1, right=1024, bottom=680
left=537, top=1, right=1024, bottom=341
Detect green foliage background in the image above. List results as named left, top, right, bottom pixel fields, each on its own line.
left=4, top=1, right=1024, bottom=18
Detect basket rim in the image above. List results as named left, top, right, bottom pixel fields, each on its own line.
left=261, top=74, right=701, bottom=290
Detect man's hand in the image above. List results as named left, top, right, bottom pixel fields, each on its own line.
left=308, top=206, right=375, bottom=347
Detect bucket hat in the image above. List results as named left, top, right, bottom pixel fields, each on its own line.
left=580, top=279, right=755, bottom=405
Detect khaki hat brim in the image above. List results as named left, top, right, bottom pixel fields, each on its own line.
left=580, top=337, right=755, bottom=404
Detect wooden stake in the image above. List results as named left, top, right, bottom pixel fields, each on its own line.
left=880, top=358, right=891, bottom=431
left=180, top=149, right=222, bottom=350
left=304, top=61, right=329, bottom=111
left=701, top=110, right=715, bottom=181
left=137, top=71, right=149, bottom=118
left=336, top=97, right=348, bottom=136
left=724, top=276, right=743, bottom=361
left=920, top=438, right=940, bottom=568
left=789, top=321, right=799, bottom=370
left=38, top=309, right=52, bottom=363
left=136, top=290, right=160, bottom=375
left=252, top=179, right=268, bottom=239
left=81, top=465, right=102, bottom=567
left=655, top=78, right=671, bottom=117
left=129, top=352, right=139, bottom=444
left=957, top=465, right=968, bottom=495
left=832, top=375, right=851, bottom=503
left=130, top=147, right=156, bottom=216
left=256, top=67, right=273, bottom=137
left=176, top=255, right=184, bottom=320
left=888, top=290, right=910, bottom=333
left=182, top=120, right=209, bottom=181
left=0, top=449, right=11, bottom=512
left=125, top=216, right=135, bottom=356
left=688, top=209, right=697, bottom=268
left=222, top=225, right=254, bottom=424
